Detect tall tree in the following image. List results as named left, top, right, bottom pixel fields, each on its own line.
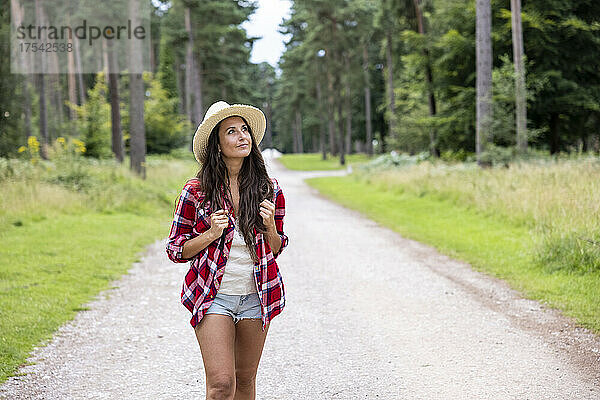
left=183, top=3, right=202, bottom=129
left=107, top=39, right=124, bottom=163
left=413, top=0, right=439, bottom=157
left=476, top=0, right=492, bottom=165
left=362, top=42, right=373, bottom=155
left=344, top=51, right=352, bottom=155
left=385, top=29, right=396, bottom=145
left=129, top=0, right=146, bottom=178
left=34, top=0, right=48, bottom=159
left=510, top=0, right=527, bottom=153
left=352, top=0, right=379, bottom=156
left=376, top=0, right=401, bottom=148
left=294, top=109, right=303, bottom=153
left=11, top=0, right=33, bottom=139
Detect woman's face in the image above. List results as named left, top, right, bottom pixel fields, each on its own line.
left=217, top=116, right=252, bottom=161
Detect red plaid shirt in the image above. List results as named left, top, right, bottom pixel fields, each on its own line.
left=166, top=177, right=288, bottom=332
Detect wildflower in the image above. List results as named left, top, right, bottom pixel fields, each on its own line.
left=18, top=146, right=27, bottom=153
left=27, top=136, right=39, bottom=148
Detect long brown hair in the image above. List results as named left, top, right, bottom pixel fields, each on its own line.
left=196, top=116, right=273, bottom=263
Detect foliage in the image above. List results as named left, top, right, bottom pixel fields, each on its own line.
left=69, top=73, right=113, bottom=159
left=358, top=151, right=430, bottom=170
left=143, top=73, right=191, bottom=154
left=17, top=136, right=41, bottom=164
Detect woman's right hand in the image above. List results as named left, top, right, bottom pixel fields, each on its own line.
left=208, top=209, right=229, bottom=239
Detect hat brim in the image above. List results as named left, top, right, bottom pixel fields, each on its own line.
left=193, top=104, right=266, bottom=164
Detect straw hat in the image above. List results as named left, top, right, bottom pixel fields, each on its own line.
left=192, top=101, right=266, bottom=164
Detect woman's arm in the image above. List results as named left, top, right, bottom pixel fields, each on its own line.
left=181, top=229, right=220, bottom=259
left=166, top=184, right=224, bottom=262
left=259, top=178, right=289, bottom=258
left=264, top=224, right=282, bottom=255
left=181, top=209, right=229, bottom=258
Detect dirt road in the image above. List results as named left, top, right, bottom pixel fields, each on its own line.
left=2, top=156, right=599, bottom=399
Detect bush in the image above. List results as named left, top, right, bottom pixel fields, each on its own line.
left=536, top=230, right=600, bottom=274
left=478, top=144, right=516, bottom=167
left=359, top=151, right=430, bottom=172
left=440, top=149, right=470, bottom=162
left=143, top=74, right=191, bottom=154
left=69, top=73, right=113, bottom=159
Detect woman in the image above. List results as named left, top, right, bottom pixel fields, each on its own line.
left=166, top=101, right=288, bottom=400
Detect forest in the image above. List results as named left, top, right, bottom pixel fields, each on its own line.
left=1, top=0, right=599, bottom=173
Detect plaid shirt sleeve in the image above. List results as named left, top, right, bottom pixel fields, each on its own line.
left=271, top=178, right=289, bottom=259
left=166, top=183, right=199, bottom=263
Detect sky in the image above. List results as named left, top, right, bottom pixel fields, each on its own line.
left=241, top=0, right=293, bottom=68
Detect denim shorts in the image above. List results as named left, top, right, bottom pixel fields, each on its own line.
left=204, top=292, right=262, bottom=324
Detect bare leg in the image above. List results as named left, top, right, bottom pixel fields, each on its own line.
left=233, top=319, right=269, bottom=400
left=195, top=315, right=236, bottom=400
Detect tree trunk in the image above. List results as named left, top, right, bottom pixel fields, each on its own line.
left=12, top=0, right=33, bottom=138
left=264, top=87, right=273, bottom=150
left=362, top=43, right=373, bottom=156
left=337, top=92, right=345, bottom=165
left=184, top=6, right=203, bottom=127
left=316, top=79, right=326, bottom=160
left=129, top=0, right=146, bottom=178
left=49, top=72, right=63, bottom=138
left=107, top=40, right=124, bottom=163
left=34, top=0, right=48, bottom=159
left=43, top=3, right=62, bottom=132
left=176, top=58, right=185, bottom=115
left=23, top=79, right=33, bottom=139
left=74, top=37, right=86, bottom=104
left=425, top=61, right=438, bottom=157
left=292, top=116, right=298, bottom=153
left=335, top=54, right=345, bottom=166
left=37, top=1, right=62, bottom=143
left=511, top=0, right=527, bottom=153
left=476, top=0, right=493, bottom=165
left=295, top=109, right=303, bottom=153
left=326, top=55, right=337, bottom=156
left=67, top=36, right=78, bottom=120
left=102, top=39, right=109, bottom=79
left=196, top=58, right=204, bottom=118
left=344, top=53, right=352, bottom=155
left=37, top=74, right=49, bottom=160
left=386, top=29, right=396, bottom=145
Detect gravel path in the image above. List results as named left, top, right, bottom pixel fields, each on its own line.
left=2, top=156, right=599, bottom=399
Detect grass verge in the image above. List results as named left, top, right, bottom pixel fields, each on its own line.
left=278, top=152, right=373, bottom=171
left=0, top=154, right=198, bottom=383
left=306, top=175, right=600, bottom=334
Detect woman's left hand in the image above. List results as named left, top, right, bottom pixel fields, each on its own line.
left=259, top=199, right=277, bottom=231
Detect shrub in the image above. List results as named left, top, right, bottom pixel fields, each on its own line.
left=69, top=73, right=112, bottom=159
left=143, top=74, right=190, bottom=154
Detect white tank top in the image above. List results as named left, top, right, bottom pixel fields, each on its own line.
left=218, top=218, right=257, bottom=295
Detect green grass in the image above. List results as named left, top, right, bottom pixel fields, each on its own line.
left=278, top=152, right=373, bottom=171
left=0, top=213, right=170, bottom=381
left=306, top=175, right=600, bottom=333
left=0, top=154, right=198, bottom=383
